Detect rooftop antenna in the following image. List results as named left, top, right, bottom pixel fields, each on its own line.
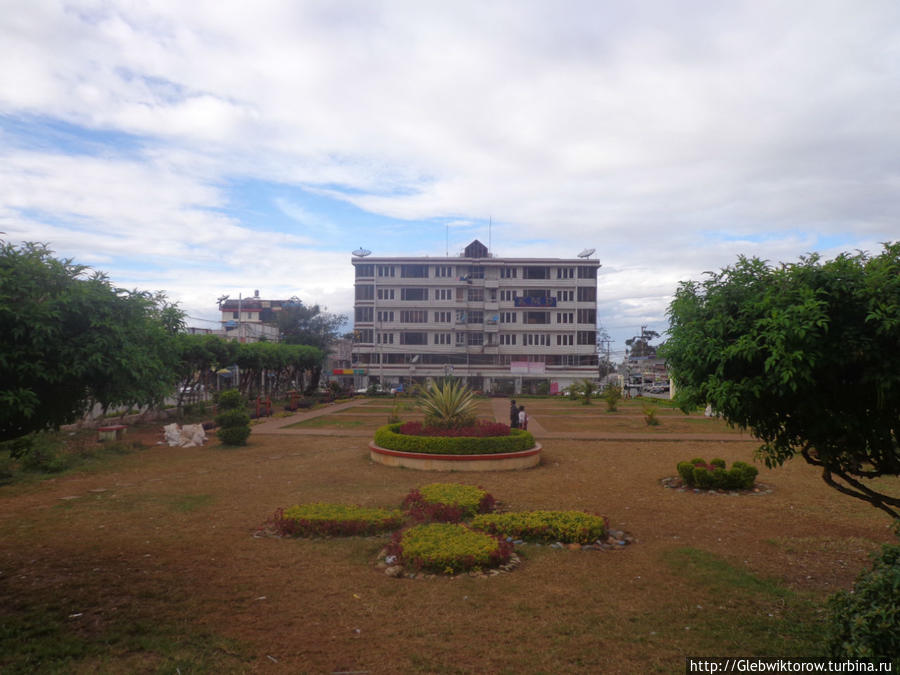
left=352, top=247, right=372, bottom=257
left=488, top=216, right=492, bottom=256
left=577, top=248, right=596, bottom=259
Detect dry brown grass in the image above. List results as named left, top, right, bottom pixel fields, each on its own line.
left=1, top=401, right=897, bottom=673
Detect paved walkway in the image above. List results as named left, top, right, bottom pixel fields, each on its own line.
left=250, top=397, right=754, bottom=443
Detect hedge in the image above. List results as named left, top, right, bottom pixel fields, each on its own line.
left=472, top=510, right=607, bottom=544
left=676, top=457, right=758, bottom=490
left=390, top=523, right=512, bottom=574
left=275, top=503, right=404, bottom=537
left=402, top=483, right=496, bottom=522
left=374, top=423, right=535, bottom=455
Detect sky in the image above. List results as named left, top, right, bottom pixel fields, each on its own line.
left=2, top=1, right=899, bottom=360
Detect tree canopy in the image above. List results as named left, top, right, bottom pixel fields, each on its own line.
left=1, top=242, right=183, bottom=442
left=662, top=243, right=900, bottom=518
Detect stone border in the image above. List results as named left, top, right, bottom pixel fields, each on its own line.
left=368, top=441, right=542, bottom=471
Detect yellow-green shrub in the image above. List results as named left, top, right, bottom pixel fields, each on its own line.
left=275, top=503, right=404, bottom=537
left=402, top=483, right=495, bottom=522
left=472, top=510, right=607, bottom=544
left=391, top=523, right=512, bottom=574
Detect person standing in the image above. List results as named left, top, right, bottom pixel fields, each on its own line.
left=509, top=399, right=518, bottom=428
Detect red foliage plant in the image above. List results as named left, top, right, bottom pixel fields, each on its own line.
left=397, top=421, right=511, bottom=437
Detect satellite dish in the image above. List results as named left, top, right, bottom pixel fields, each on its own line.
left=353, top=248, right=372, bottom=257
left=578, top=248, right=596, bottom=258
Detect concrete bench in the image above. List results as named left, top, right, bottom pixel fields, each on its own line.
left=98, top=425, right=127, bottom=442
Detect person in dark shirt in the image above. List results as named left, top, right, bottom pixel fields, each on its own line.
left=510, top=399, right=518, bottom=428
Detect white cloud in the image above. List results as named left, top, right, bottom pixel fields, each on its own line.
left=2, top=0, right=899, bottom=351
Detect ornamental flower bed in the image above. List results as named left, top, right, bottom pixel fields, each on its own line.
left=402, top=483, right=496, bottom=522
left=397, top=420, right=510, bottom=437
left=273, top=503, right=405, bottom=537
left=471, top=510, right=608, bottom=544
left=676, top=457, right=758, bottom=490
left=387, top=523, right=513, bottom=575
left=374, top=422, right=535, bottom=455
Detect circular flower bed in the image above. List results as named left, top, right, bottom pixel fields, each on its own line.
left=374, top=422, right=535, bottom=455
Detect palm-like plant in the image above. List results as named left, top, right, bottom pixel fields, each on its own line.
left=415, top=378, right=478, bottom=429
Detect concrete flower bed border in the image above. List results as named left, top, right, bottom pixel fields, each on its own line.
left=368, top=441, right=542, bottom=471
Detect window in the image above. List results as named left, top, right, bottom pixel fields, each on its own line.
left=500, top=311, right=517, bottom=323
left=401, top=264, right=428, bottom=278
left=355, top=307, right=373, bottom=322
left=467, top=287, right=484, bottom=302
left=377, top=288, right=395, bottom=300
left=556, top=290, right=573, bottom=302
left=377, top=265, right=395, bottom=277
left=577, top=286, right=596, bottom=302
left=523, top=266, right=550, bottom=279
left=557, top=267, right=574, bottom=279
left=556, top=334, right=574, bottom=346
left=400, top=310, right=427, bottom=323
left=434, top=311, right=452, bottom=323
left=523, top=289, right=550, bottom=299
left=525, top=333, right=550, bottom=346
left=377, top=310, right=394, bottom=322
left=577, top=309, right=596, bottom=324
left=434, top=333, right=452, bottom=345
left=355, top=264, right=374, bottom=277
left=556, top=312, right=573, bottom=324
left=401, top=288, right=428, bottom=301
left=355, top=285, right=374, bottom=301
left=501, top=290, right=518, bottom=302
left=377, top=332, right=394, bottom=344
left=467, top=332, right=484, bottom=346
left=577, top=331, right=596, bottom=346
left=524, top=311, right=550, bottom=324
left=232, top=311, right=238, bottom=319
left=456, top=332, right=466, bottom=345
left=501, top=267, right=517, bottom=278
left=435, top=288, right=452, bottom=300
left=467, top=311, right=483, bottom=324
left=435, top=265, right=453, bottom=277
left=578, top=266, right=597, bottom=279
left=356, top=329, right=373, bottom=343
left=500, top=334, right=517, bottom=345
left=466, top=265, right=485, bottom=279
left=400, top=332, right=428, bottom=345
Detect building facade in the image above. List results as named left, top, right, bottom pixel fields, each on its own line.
left=351, top=240, right=601, bottom=394
left=218, top=291, right=284, bottom=342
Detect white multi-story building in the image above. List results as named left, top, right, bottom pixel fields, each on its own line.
left=351, top=239, right=601, bottom=394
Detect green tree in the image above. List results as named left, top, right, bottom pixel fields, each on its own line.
left=663, top=244, right=900, bottom=518
left=0, top=242, right=185, bottom=443
left=276, top=299, right=346, bottom=392
left=625, top=326, right=660, bottom=358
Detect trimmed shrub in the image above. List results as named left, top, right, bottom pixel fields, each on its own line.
left=216, top=388, right=244, bottom=410
left=374, top=423, right=535, bottom=455
left=472, top=510, right=607, bottom=544
left=402, top=483, right=496, bottom=522
left=397, top=420, right=510, bottom=437
left=215, top=388, right=251, bottom=446
left=389, top=523, right=512, bottom=574
left=215, top=409, right=250, bottom=429
left=216, top=425, right=251, bottom=446
left=826, top=543, right=900, bottom=668
left=274, top=503, right=404, bottom=537
left=677, top=457, right=758, bottom=489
